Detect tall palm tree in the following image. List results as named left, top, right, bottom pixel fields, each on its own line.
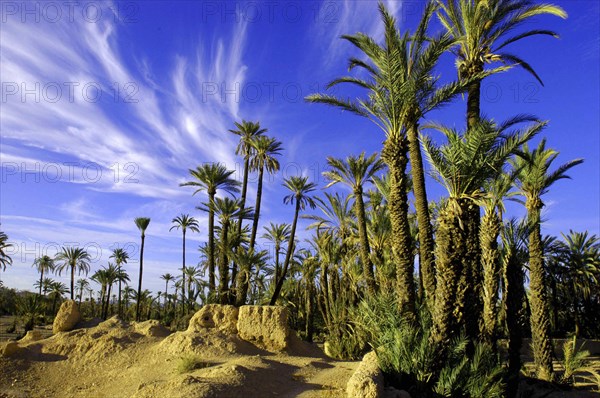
left=203, top=197, right=253, bottom=303
left=234, top=247, right=269, bottom=306
left=134, top=217, right=151, bottom=321
left=422, top=117, right=541, bottom=348
left=48, top=280, right=69, bottom=315
left=55, top=247, right=91, bottom=300
left=436, top=0, right=567, bottom=129
left=180, top=163, right=240, bottom=295
left=270, top=176, right=316, bottom=305
left=323, top=152, right=384, bottom=294
left=262, top=223, right=291, bottom=288
left=32, top=255, right=55, bottom=296
left=169, top=214, right=200, bottom=313
left=183, top=266, right=203, bottom=311
left=160, top=273, right=175, bottom=311
left=110, top=247, right=130, bottom=317
left=0, top=230, right=13, bottom=282
left=512, top=140, right=583, bottom=380
left=306, top=2, right=481, bottom=313
left=248, top=136, right=283, bottom=249
left=75, top=278, right=89, bottom=305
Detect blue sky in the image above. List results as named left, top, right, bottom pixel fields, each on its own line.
left=1, top=0, right=598, bottom=295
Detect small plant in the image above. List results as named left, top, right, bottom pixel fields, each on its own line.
left=559, top=337, right=600, bottom=390
left=176, top=355, right=212, bottom=374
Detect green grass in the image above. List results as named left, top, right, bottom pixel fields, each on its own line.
left=176, top=355, right=213, bottom=374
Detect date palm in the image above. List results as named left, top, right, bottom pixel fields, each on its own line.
left=436, top=0, right=567, bottom=128
left=170, top=214, right=200, bottom=313
left=307, top=2, right=484, bottom=314
left=512, top=140, right=583, bottom=380
left=270, top=176, right=317, bottom=305
left=134, top=217, right=151, bottom=321
left=323, top=152, right=384, bottom=294
left=0, top=230, right=13, bottom=281
left=48, top=280, right=69, bottom=315
left=202, top=197, right=253, bottom=303
left=32, top=255, right=55, bottom=296
left=55, top=247, right=91, bottom=300
left=423, top=117, right=541, bottom=350
left=75, top=278, right=89, bottom=305
left=248, top=136, right=282, bottom=249
left=262, top=223, right=291, bottom=288
left=160, top=273, right=175, bottom=311
left=180, top=163, right=240, bottom=295
left=110, top=247, right=130, bottom=317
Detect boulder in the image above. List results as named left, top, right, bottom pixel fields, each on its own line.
left=188, top=304, right=239, bottom=335
left=347, top=351, right=384, bottom=398
left=237, top=306, right=289, bottom=351
left=20, top=329, right=44, bottom=343
left=1, top=341, right=22, bottom=357
left=134, top=320, right=170, bottom=337
left=52, top=300, right=81, bottom=334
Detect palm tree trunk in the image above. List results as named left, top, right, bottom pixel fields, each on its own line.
left=382, top=139, right=416, bottom=319
left=105, top=283, right=113, bottom=320
left=231, top=157, right=251, bottom=293
left=181, top=229, right=186, bottom=315
left=164, top=281, right=169, bottom=313
left=354, top=188, right=376, bottom=294
left=39, top=270, right=43, bottom=296
left=118, top=271, right=122, bottom=317
left=305, top=283, right=314, bottom=342
left=407, top=123, right=436, bottom=307
left=219, top=221, right=230, bottom=304
left=463, top=203, right=482, bottom=343
left=505, top=246, right=526, bottom=398
left=270, top=200, right=300, bottom=305
left=136, top=234, right=145, bottom=322
left=481, top=209, right=501, bottom=347
left=70, top=263, right=75, bottom=300
left=274, top=245, right=281, bottom=287
left=208, top=192, right=216, bottom=295
left=249, top=166, right=265, bottom=249
left=466, top=65, right=483, bottom=130
left=431, top=199, right=466, bottom=354
left=527, top=203, right=554, bottom=381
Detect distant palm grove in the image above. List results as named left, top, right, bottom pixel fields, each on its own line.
left=1, top=1, right=599, bottom=397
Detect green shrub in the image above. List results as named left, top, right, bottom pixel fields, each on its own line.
left=176, top=355, right=213, bottom=374
left=559, top=337, right=600, bottom=390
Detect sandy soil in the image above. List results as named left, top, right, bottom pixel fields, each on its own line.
left=0, top=317, right=358, bottom=398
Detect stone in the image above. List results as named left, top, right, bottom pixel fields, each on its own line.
left=187, top=304, right=239, bottom=335
left=237, top=306, right=289, bottom=351
left=133, top=320, right=170, bottom=337
left=52, top=300, right=81, bottom=334
left=346, top=351, right=384, bottom=398
left=20, top=330, right=44, bottom=343
left=1, top=341, right=21, bottom=357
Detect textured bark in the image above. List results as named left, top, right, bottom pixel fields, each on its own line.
left=466, top=63, right=483, bottom=130
left=218, top=221, right=230, bottom=304
left=481, top=209, right=501, bottom=346
left=407, top=123, right=436, bottom=308
left=207, top=191, right=216, bottom=294
left=527, top=203, right=554, bottom=381
left=355, top=187, right=376, bottom=294
left=181, top=230, right=186, bottom=314
left=463, top=203, right=482, bottom=342
left=70, top=263, right=75, bottom=300
left=505, top=247, right=526, bottom=398
left=382, top=139, right=415, bottom=320
left=431, top=200, right=466, bottom=351
left=135, top=234, right=145, bottom=322
left=249, top=166, right=264, bottom=249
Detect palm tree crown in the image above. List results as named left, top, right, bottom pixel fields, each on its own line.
left=55, top=247, right=91, bottom=300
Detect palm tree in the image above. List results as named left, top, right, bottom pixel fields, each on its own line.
left=32, top=255, right=55, bottom=296
left=204, top=197, right=253, bottom=303
left=183, top=266, right=203, bottom=311
left=306, top=2, right=479, bottom=313
left=55, top=247, right=91, bottom=300
left=134, top=217, right=151, bottom=321
left=110, top=247, right=130, bottom=316
left=422, top=117, right=541, bottom=348
left=323, top=152, right=384, bottom=294
left=180, top=163, right=240, bottom=295
left=270, top=176, right=316, bottom=305
left=75, top=278, right=90, bottom=305
left=234, top=247, right=269, bottom=306
left=0, top=230, right=13, bottom=281
left=262, top=223, right=291, bottom=288
left=436, top=0, right=567, bottom=129
left=248, top=136, right=283, bottom=249
left=170, top=214, right=200, bottom=313
left=512, top=140, right=583, bottom=380
left=160, top=273, right=175, bottom=311
left=48, top=280, right=69, bottom=315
